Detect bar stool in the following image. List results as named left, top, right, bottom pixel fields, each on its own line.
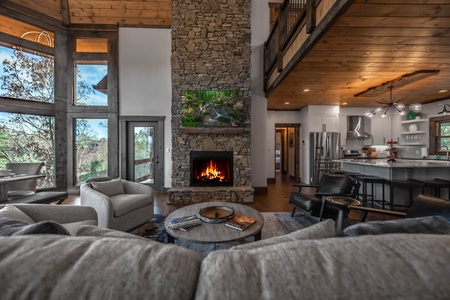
left=354, top=175, right=388, bottom=209
left=411, top=179, right=450, bottom=199
left=385, top=179, right=425, bottom=209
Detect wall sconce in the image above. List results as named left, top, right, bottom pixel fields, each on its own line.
left=437, top=104, right=450, bottom=115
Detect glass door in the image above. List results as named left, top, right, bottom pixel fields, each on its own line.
left=126, top=121, right=164, bottom=191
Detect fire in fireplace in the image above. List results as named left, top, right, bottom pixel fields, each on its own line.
left=190, top=151, right=233, bottom=187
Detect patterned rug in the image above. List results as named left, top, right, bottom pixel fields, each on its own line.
left=129, top=212, right=318, bottom=258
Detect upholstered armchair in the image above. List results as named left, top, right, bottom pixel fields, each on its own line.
left=5, top=162, right=45, bottom=198
left=0, top=203, right=98, bottom=235
left=289, top=173, right=357, bottom=219
left=80, top=177, right=154, bottom=231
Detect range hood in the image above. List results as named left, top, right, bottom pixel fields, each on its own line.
left=347, top=116, right=372, bottom=139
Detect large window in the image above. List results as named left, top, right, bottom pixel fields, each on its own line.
left=429, top=116, right=450, bottom=155
left=74, top=118, right=108, bottom=185
left=1, top=12, right=119, bottom=191
left=0, top=112, right=55, bottom=188
left=0, top=45, right=54, bottom=102
left=74, top=61, right=108, bottom=106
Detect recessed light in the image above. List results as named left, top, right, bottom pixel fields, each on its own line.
left=284, top=102, right=290, bottom=105
left=303, top=89, right=310, bottom=92
left=439, top=89, right=448, bottom=93
left=342, top=102, right=347, bottom=105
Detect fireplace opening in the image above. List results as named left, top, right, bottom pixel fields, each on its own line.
left=190, top=151, right=233, bottom=187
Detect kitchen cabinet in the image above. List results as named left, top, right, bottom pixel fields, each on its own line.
left=310, top=115, right=338, bottom=132
left=400, top=119, right=427, bottom=145
left=370, top=116, right=396, bottom=145
left=338, top=115, right=347, bottom=144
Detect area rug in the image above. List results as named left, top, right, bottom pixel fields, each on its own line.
left=129, top=212, right=318, bottom=258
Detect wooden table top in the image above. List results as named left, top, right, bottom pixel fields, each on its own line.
left=164, top=202, right=264, bottom=244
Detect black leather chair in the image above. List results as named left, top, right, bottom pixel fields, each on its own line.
left=289, top=173, right=357, bottom=219
left=350, top=194, right=450, bottom=222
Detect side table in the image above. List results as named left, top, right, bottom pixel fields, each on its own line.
left=324, top=196, right=361, bottom=235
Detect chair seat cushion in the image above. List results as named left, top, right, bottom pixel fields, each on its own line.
left=289, top=192, right=320, bottom=211
left=110, top=194, right=152, bottom=217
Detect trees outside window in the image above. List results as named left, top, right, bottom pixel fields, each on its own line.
left=0, top=40, right=109, bottom=188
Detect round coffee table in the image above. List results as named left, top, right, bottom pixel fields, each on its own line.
left=164, top=202, right=264, bottom=244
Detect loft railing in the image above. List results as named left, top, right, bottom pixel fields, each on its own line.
left=264, top=0, right=316, bottom=89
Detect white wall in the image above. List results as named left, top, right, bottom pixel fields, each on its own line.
left=251, top=0, right=272, bottom=188
left=118, top=28, right=172, bottom=188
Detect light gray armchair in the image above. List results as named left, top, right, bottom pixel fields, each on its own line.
left=80, top=177, right=154, bottom=231
left=0, top=203, right=98, bottom=235
left=6, top=162, right=45, bottom=198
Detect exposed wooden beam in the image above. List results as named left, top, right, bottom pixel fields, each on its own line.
left=60, top=0, right=70, bottom=25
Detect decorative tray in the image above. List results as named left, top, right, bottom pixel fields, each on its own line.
left=198, top=206, right=234, bottom=223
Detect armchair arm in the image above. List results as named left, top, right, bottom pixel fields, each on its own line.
left=80, top=183, right=114, bottom=228
left=293, top=184, right=318, bottom=193
left=122, top=180, right=154, bottom=196
left=349, top=206, right=406, bottom=222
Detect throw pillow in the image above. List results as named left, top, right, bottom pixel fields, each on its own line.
left=342, top=215, right=450, bottom=237
left=0, top=205, right=35, bottom=223
left=91, top=177, right=124, bottom=197
left=0, top=217, right=70, bottom=236
left=231, top=219, right=336, bottom=251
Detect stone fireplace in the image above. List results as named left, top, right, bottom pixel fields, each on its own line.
left=168, top=0, right=253, bottom=203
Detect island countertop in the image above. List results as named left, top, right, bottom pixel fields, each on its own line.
left=340, top=159, right=450, bottom=168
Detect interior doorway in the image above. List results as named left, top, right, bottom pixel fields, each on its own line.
left=275, top=124, right=301, bottom=182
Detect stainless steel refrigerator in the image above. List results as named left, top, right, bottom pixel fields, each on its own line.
left=310, top=132, right=341, bottom=184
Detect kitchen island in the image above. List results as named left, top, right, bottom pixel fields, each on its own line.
left=340, top=159, right=450, bottom=208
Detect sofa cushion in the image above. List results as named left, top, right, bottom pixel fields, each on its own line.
left=0, top=204, right=34, bottom=223
left=110, top=194, right=152, bottom=217
left=342, top=215, right=450, bottom=237
left=0, top=235, right=201, bottom=300
left=0, top=217, right=70, bottom=236
left=231, top=218, right=336, bottom=250
left=62, top=220, right=97, bottom=236
left=196, top=234, right=450, bottom=300
left=91, top=177, right=124, bottom=197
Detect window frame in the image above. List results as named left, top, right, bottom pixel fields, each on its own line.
left=429, top=115, right=450, bottom=155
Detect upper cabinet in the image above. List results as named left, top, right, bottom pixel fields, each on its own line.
left=309, top=115, right=338, bottom=132
left=370, top=116, right=393, bottom=145
left=400, top=118, right=428, bottom=145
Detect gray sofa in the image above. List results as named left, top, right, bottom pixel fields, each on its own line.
left=1, top=218, right=450, bottom=300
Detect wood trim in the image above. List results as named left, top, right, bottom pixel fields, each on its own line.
left=0, top=97, right=55, bottom=116
left=60, top=0, right=70, bottom=25
left=0, top=32, right=55, bottom=56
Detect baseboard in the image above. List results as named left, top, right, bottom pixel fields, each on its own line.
left=267, top=178, right=275, bottom=183
left=253, top=186, right=268, bottom=194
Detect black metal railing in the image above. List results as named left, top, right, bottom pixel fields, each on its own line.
left=264, top=0, right=315, bottom=88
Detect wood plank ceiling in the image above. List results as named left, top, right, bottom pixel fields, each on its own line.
left=4, top=0, right=171, bottom=27
left=267, top=0, right=450, bottom=110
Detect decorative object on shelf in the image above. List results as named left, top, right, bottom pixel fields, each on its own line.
left=437, top=104, right=450, bottom=115
left=363, top=86, right=406, bottom=118
left=409, top=103, right=422, bottom=119
left=408, top=124, right=419, bottom=132
left=406, top=110, right=416, bottom=120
